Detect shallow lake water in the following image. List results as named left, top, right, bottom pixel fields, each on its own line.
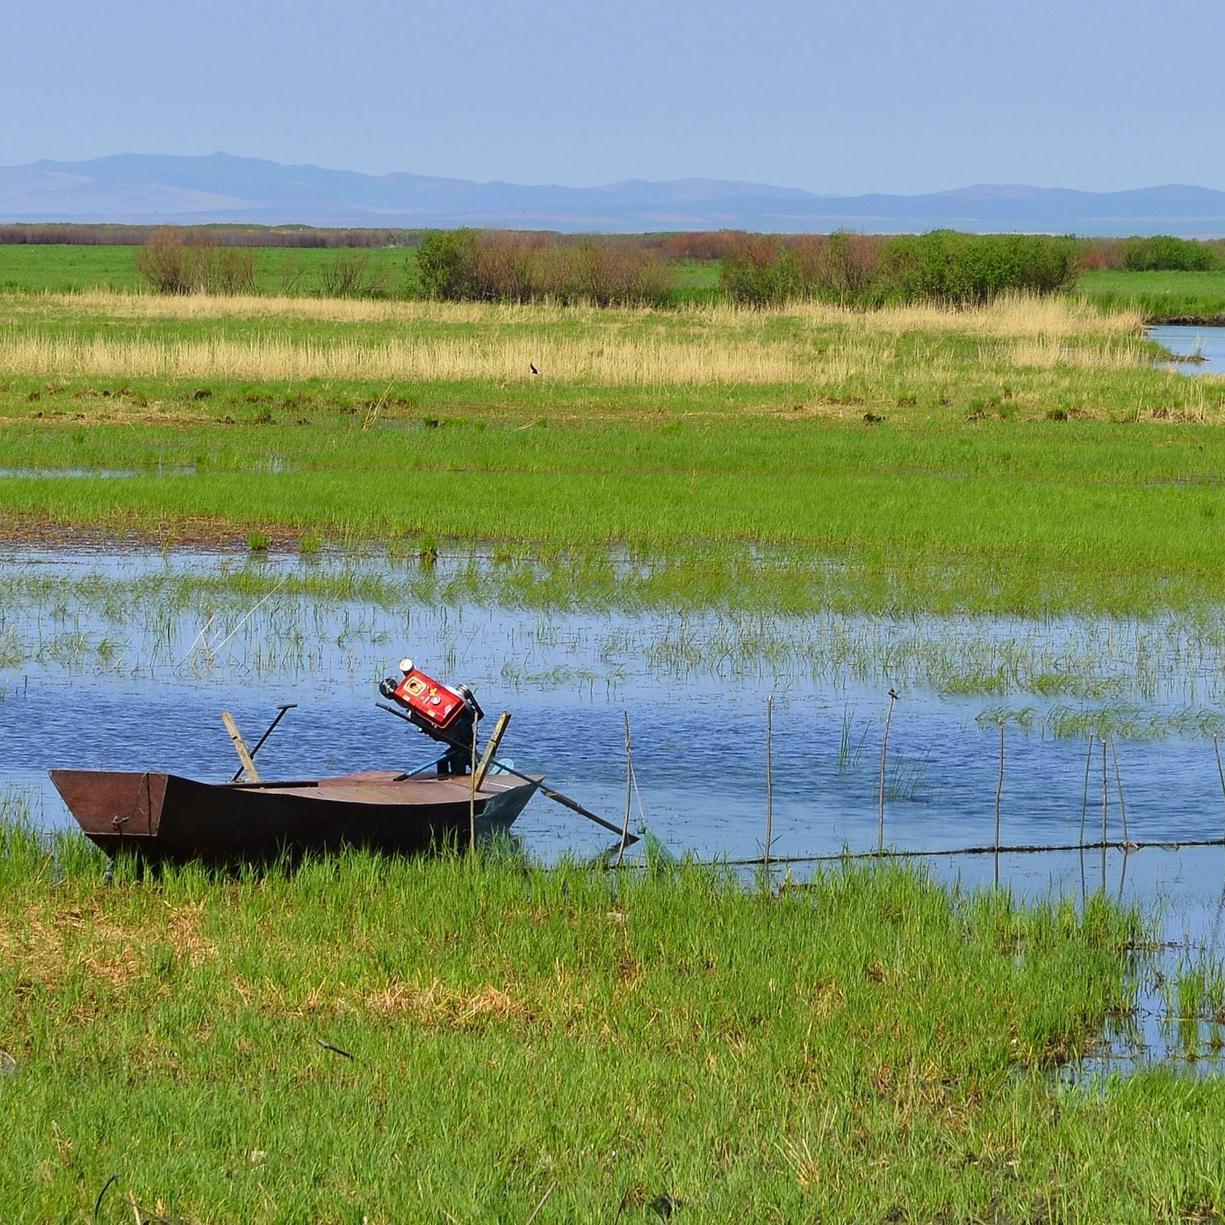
left=1151, top=323, right=1225, bottom=375
left=3, top=544, right=1225, bottom=1070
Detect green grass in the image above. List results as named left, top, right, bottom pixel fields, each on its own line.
left=1080, top=270, right=1225, bottom=321
left=669, top=257, right=722, bottom=304
left=0, top=244, right=722, bottom=302
left=0, top=244, right=420, bottom=296
left=11, top=815, right=1225, bottom=1223
left=4, top=393, right=1225, bottom=614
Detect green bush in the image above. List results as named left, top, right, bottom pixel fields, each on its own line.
left=719, top=235, right=806, bottom=306
left=416, top=230, right=669, bottom=306
left=135, top=228, right=256, bottom=295
left=1118, top=235, right=1217, bottom=272
left=721, top=230, right=1080, bottom=307
left=882, top=232, right=1080, bottom=304
left=416, top=229, right=481, bottom=300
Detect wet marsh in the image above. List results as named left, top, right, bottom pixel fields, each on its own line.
left=5, top=275, right=1225, bottom=1218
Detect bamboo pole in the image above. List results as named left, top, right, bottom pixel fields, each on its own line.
left=1101, top=737, right=1109, bottom=887
left=469, top=720, right=478, bottom=852
left=1214, top=736, right=1225, bottom=836
left=1079, top=733, right=1095, bottom=845
left=617, top=712, right=633, bottom=869
left=878, top=689, right=898, bottom=853
left=1110, top=736, right=1129, bottom=848
left=994, top=723, right=1005, bottom=888
left=764, top=696, right=774, bottom=874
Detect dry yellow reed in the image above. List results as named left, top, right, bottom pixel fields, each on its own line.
left=0, top=330, right=803, bottom=385
left=18, top=288, right=1143, bottom=340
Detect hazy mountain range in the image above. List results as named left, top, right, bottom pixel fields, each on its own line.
left=4, top=153, right=1225, bottom=236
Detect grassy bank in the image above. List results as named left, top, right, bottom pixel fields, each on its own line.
left=8, top=818, right=1225, bottom=1222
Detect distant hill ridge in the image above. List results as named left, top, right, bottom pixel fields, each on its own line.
left=4, top=153, right=1225, bottom=236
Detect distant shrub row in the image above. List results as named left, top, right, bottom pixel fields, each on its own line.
left=417, top=230, right=671, bottom=305
left=720, top=231, right=1080, bottom=307
left=1079, top=234, right=1221, bottom=272
left=134, top=228, right=400, bottom=296
left=12, top=221, right=1225, bottom=275
left=121, top=225, right=1225, bottom=304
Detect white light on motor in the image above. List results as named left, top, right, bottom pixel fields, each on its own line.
left=399, top=657, right=414, bottom=674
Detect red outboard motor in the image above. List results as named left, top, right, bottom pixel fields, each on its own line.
left=390, top=659, right=468, bottom=733
left=379, top=658, right=483, bottom=775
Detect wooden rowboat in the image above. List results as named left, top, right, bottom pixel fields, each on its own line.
left=48, top=768, right=541, bottom=864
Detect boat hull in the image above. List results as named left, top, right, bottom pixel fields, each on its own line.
left=48, top=768, right=541, bottom=864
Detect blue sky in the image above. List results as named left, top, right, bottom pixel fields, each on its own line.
left=6, top=0, right=1224, bottom=193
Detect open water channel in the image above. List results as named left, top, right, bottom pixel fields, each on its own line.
left=1152, top=323, right=1225, bottom=373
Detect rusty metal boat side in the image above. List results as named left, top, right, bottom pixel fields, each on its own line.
left=48, top=768, right=540, bottom=864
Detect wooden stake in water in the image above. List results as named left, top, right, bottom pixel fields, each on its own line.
left=1110, top=736, right=1129, bottom=848
left=764, top=696, right=774, bottom=873
left=1079, top=733, right=1095, bottom=846
left=1101, top=737, right=1109, bottom=886
left=994, top=723, right=1005, bottom=887
left=878, top=689, right=898, bottom=854
left=1214, top=735, right=1225, bottom=836
left=617, top=712, right=634, bottom=869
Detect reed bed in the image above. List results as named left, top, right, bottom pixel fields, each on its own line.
left=41, top=288, right=1145, bottom=341
left=1005, top=337, right=1152, bottom=369
left=774, top=292, right=1145, bottom=338
left=0, top=299, right=1153, bottom=390
left=0, top=329, right=805, bottom=385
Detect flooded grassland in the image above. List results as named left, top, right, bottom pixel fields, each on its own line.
left=4, top=290, right=1225, bottom=1219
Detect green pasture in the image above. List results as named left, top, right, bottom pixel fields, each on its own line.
left=0, top=244, right=719, bottom=300
left=4, top=408, right=1225, bottom=615
left=0, top=244, right=420, bottom=296
left=6, top=817, right=1225, bottom=1223
left=1079, top=269, right=1225, bottom=321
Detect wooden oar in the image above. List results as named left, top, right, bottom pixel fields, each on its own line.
left=229, top=703, right=296, bottom=782
left=376, top=702, right=638, bottom=846
left=221, top=712, right=260, bottom=783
